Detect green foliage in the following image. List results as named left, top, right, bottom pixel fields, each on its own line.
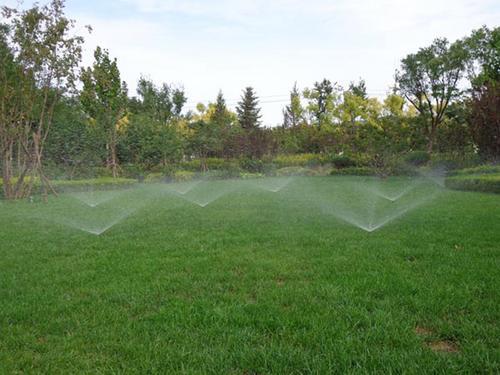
left=236, top=87, right=261, bottom=130
left=403, top=151, right=431, bottom=166
left=283, top=83, right=305, bottom=128
left=469, top=83, right=500, bottom=160
left=275, top=166, right=310, bottom=176
left=173, top=170, right=196, bottom=182
left=445, top=173, right=500, bottom=193
left=122, top=113, right=182, bottom=168
left=329, top=155, right=357, bottom=169
left=429, top=152, right=481, bottom=170
left=80, top=46, right=128, bottom=177
left=395, top=38, right=468, bottom=153
left=273, top=154, right=323, bottom=168
left=452, top=165, right=500, bottom=176
left=239, top=157, right=264, bottom=173
left=303, top=79, right=340, bottom=128
left=330, top=167, right=376, bottom=176
left=0, top=177, right=137, bottom=197
left=179, top=158, right=228, bottom=171
left=463, top=26, right=500, bottom=87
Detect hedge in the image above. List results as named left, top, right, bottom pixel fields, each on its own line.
left=0, top=177, right=138, bottom=196
left=451, top=165, right=500, bottom=176
left=445, top=173, right=500, bottom=194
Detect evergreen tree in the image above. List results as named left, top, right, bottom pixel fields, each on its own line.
left=236, top=87, right=261, bottom=130
left=213, top=90, right=227, bottom=124
left=348, top=79, right=368, bottom=99
left=283, top=83, right=304, bottom=128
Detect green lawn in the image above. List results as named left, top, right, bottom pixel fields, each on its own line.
left=0, top=176, right=499, bottom=373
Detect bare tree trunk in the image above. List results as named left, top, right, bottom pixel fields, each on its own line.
left=2, top=144, right=13, bottom=199
left=427, top=121, right=437, bottom=154
left=110, top=133, right=118, bottom=178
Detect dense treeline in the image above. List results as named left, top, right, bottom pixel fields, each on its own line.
left=0, top=0, right=499, bottom=199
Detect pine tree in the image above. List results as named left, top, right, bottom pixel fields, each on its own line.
left=212, top=90, right=227, bottom=124
left=283, top=83, right=304, bottom=128
left=236, top=87, right=261, bottom=130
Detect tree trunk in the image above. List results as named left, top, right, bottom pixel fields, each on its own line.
left=2, top=145, right=13, bottom=199
left=427, top=121, right=437, bottom=154
left=110, top=131, right=118, bottom=178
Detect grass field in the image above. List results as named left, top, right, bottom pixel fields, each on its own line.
left=0, top=176, right=499, bottom=373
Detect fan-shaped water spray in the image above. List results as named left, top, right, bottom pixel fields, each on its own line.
left=68, top=189, right=127, bottom=207
left=165, top=180, right=202, bottom=195
left=175, top=179, right=237, bottom=207
left=249, top=176, right=295, bottom=193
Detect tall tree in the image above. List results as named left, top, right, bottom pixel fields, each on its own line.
left=136, top=77, right=173, bottom=124
left=469, top=83, right=500, bottom=159
left=395, top=38, right=468, bottom=153
left=80, top=47, right=128, bottom=178
left=463, top=26, right=500, bottom=87
left=283, top=83, right=305, bottom=128
left=172, top=88, right=187, bottom=118
left=0, top=0, right=85, bottom=199
left=212, top=90, right=229, bottom=125
left=348, top=78, right=368, bottom=99
left=236, top=87, right=261, bottom=130
left=303, top=79, right=339, bottom=128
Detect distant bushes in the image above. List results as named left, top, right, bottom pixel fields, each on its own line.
left=273, top=154, right=322, bottom=168
left=0, top=177, right=137, bottom=197
left=404, top=151, right=430, bottom=166
left=330, top=167, right=376, bottom=176
left=12, top=152, right=488, bottom=195
left=429, top=152, right=481, bottom=170
left=445, top=164, right=500, bottom=193
left=329, top=155, right=358, bottom=169
left=445, top=174, right=500, bottom=194
left=451, top=165, right=500, bottom=176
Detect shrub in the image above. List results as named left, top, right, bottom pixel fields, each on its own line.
left=328, top=154, right=357, bottom=169
left=429, top=152, right=481, bottom=171
left=240, top=158, right=264, bottom=173
left=120, top=164, right=145, bottom=179
left=330, top=167, right=376, bottom=176
left=144, top=173, right=165, bottom=183
left=452, top=165, right=500, bottom=176
left=240, top=172, right=265, bottom=179
left=404, top=151, right=430, bottom=166
left=173, top=170, right=196, bottom=182
left=275, top=166, right=309, bottom=176
left=0, top=177, right=138, bottom=197
left=445, top=173, right=500, bottom=194
left=273, top=154, right=322, bottom=168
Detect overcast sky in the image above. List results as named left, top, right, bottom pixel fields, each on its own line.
left=4, top=0, right=500, bottom=125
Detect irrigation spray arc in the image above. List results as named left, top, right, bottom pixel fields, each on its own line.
left=18, top=170, right=446, bottom=236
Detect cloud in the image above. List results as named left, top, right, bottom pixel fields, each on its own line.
left=6, top=0, right=500, bottom=125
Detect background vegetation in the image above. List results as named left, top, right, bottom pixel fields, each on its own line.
left=0, top=1, right=499, bottom=199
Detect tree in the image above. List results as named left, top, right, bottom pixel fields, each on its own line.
left=463, top=26, right=500, bottom=87
left=303, top=79, right=339, bottom=128
left=469, top=83, right=500, bottom=159
left=283, top=83, right=305, bottom=128
left=172, top=88, right=187, bottom=118
left=136, top=77, right=173, bottom=124
left=395, top=38, right=468, bottom=153
left=0, top=0, right=85, bottom=199
left=348, top=78, right=368, bottom=99
left=236, top=87, right=261, bottom=130
left=80, top=47, right=128, bottom=178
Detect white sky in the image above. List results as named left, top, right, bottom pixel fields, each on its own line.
left=3, top=0, right=500, bottom=125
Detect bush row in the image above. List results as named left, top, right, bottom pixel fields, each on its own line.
left=445, top=173, right=500, bottom=194
left=0, top=177, right=137, bottom=197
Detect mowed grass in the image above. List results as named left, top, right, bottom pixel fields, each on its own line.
left=0, top=176, right=499, bottom=373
